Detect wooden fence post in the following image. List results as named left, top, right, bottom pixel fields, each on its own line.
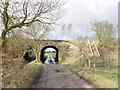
left=87, top=39, right=93, bottom=56
left=82, top=52, right=88, bottom=69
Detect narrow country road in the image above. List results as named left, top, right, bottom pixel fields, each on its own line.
left=31, top=64, right=95, bottom=88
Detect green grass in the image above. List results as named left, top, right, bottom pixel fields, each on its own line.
left=94, top=68, right=118, bottom=82
left=44, top=52, right=56, bottom=58
left=72, top=67, right=118, bottom=88
left=91, top=61, right=119, bottom=67
left=66, top=60, right=119, bottom=88
left=96, top=68, right=118, bottom=74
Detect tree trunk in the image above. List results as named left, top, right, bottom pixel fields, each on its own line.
left=1, top=30, right=7, bottom=48
left=2, top=1, right=9, bottom=49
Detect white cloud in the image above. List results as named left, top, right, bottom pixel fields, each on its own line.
left=63, top=0, right=118, bottom=22
left=49, top=0, right=119, bottom=40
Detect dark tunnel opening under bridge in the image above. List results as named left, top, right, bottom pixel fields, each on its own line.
left=40, top=45, right=59, bottom=64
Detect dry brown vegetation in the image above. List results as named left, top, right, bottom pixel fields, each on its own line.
left=59, top=42, right=81, bottom=65
left=2, top=53, right=43, bottom=88
left=6, top=61, right=43, bottom=88
left=61, top=40, right=118, bottom=69
left=73, top=41, right=117, bottom=60
left=2, top=54, right=26, bottom=87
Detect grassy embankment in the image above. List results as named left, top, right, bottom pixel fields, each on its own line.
left=3, top=55, right=44, bottom=88
left=7, top=61, right=43, bottom=88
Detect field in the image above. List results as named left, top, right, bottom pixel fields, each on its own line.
left=44, top=52, right=56, bottom=58
left=93, top=61, right=120, bottom=67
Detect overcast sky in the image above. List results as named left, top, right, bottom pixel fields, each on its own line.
left=48, top=0, right=119, bottom=40
left=45, top=48, right=56, bottom=52
left=0, top=0, right=119, bottom=40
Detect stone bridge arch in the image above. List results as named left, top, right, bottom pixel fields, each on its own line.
left=39, top=40, right=81, bottom=64
left=40, top=44, right=59, bottom=63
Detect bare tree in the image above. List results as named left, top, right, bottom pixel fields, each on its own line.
left=67, top=23, right=73, bottom=39
left=0, top=0, right=64, bottom=47
left=61, top=23, right=73, bottom=39
left=61, top=23, right=66, bottom=37
left=23, top=22, right=50, bottom=61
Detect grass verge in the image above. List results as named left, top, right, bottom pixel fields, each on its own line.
left=92, top=61, right=120, bottom=67
left=6, top=61, right=43, bottom=88
left=72, top=67, right=118, bottom=88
